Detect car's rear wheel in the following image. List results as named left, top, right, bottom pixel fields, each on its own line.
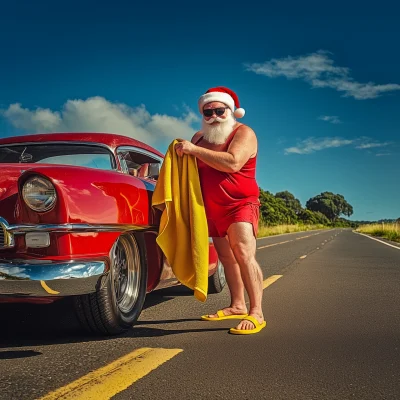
left=208, top=259, right=226, bottom=294
left=73, top=233, right=147, bottom=335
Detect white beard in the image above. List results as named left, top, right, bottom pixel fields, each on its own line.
left=201, top=114, right=236, bottom=145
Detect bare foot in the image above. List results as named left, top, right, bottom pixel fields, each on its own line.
left=207, top=306, right=247, bottom=318
left=234, top=313, right=264, bottom=330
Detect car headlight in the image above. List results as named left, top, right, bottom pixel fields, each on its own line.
left=22, top=176, right=57, bottom=212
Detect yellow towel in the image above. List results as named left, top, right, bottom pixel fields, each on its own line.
left=152, top=139, right=209, bottom=302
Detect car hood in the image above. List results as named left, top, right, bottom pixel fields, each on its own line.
left=0, top=163, right=95, bottom=203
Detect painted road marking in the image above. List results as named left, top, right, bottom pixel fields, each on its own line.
left=40, top=281, right=60, bottom=295
left=354, top=232, right=400, bottom=250
left=38, top=347, right=183, bottom=400
left=263, top=275, right=283, bottom=289
left=256, top=229, right=329, bottom=240
left=245, top=275, right=283, bottom=306
left=295, top=232, right=322, bottom=240
left=257, top=231, right=327, bottom=250
left=257, top=240, right=292, bottom=249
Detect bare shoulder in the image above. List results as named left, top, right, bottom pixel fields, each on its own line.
left=232, top=124, right=257, bottom=143
left=191, top=131, right=202, bottom=144
left=229, top=124, right=257, bottom=157
left=237, top=124, right=256, bottom=136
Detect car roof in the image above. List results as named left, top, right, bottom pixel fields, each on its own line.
left=0, top=132, right=164, bottom=158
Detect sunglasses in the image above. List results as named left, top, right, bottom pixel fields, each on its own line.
left=203, top=107, right=229, bottom=117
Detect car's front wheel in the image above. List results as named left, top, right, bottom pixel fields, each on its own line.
left=208, top=259, right=226, bottom=294
left=73, top=233, right=147, bottom=335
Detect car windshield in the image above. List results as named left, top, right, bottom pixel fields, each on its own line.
left=0, top=143, right=115, bottom=170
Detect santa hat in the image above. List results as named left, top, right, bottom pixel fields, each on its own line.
left=198, top=86, right=246, bottom=118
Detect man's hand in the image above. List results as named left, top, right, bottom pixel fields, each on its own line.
left=175, top=139, right=195, bottom=157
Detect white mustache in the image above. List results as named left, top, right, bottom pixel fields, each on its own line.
left=204, top=116, right=229, bottom=125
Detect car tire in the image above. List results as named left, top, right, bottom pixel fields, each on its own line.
left=73, top=233, right=148, bottom=335
left=208, top=259, right=226, bottom=294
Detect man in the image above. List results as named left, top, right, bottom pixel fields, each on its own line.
left=175, top=86, right=265, bottom=334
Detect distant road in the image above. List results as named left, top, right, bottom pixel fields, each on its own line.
left=1, top=229, right=399, bottom=400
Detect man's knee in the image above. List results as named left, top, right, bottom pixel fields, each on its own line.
left=231, top=242, right=254, bottom=265
left=218, top=253, right=235, bottom=267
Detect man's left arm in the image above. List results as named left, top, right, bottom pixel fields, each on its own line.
left=175, top=126, right=257, bottom=173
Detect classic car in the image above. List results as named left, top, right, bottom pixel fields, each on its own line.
left=0, top=132, right=226, bottom=335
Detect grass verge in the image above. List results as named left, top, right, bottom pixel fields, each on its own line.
left=257, top=223, right=328, bottom=238
left=355, top=223, right=400, bottom=243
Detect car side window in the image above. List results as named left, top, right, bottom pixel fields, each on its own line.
left=117, top=148, right=161, bottom=180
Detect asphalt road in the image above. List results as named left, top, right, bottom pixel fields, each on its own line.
left=1, top=228, right=400, bottom=400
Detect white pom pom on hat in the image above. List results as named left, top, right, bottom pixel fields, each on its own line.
left=198, top=86, right=246, bottom=118
left=234, top=107, right=245, bottom=118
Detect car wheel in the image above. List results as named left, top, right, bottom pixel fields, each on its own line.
left=73, top=233, right=147, bottom=335
left=208, top=259, right=226, bottom=294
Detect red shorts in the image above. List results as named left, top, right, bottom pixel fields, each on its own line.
left=206, top=203, right=260, bottom=238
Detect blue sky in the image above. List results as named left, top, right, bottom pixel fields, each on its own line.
left=0, top=0, right=399, bottom=221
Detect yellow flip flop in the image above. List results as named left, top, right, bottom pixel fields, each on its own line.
left=229, top=315, right=266, bottom=335
left=201, top=310, right=248, bottom=321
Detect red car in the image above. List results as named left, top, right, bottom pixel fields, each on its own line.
left=0, top=132, right=226, bottom=335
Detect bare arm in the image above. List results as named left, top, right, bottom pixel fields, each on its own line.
left=177, top=126, right=257, bottom=173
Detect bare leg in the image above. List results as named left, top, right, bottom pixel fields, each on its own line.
left=206, top=236, right=248, bottom=317
left=227, top=222, right=264, bottom=330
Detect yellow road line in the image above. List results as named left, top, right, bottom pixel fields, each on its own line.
left=40, top=281, right=60, bottom=295
left=257, top=240, right=292, bottom=249
left=295, top=232, right=322, bottom=240
left=38, top=347, right=183, bottom=400
left=295, top=234, right=312, bottom=240
left=263, top=275, right=283, bottom=289
left=257, top=231, right=324, bottom=249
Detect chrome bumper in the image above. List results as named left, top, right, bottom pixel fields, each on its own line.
left=0, top=215, right=154, bottom=250
left=0, top=259, right=108, bottom=297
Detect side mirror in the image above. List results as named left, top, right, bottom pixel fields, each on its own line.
left=148, top=163, right=160, bottom=179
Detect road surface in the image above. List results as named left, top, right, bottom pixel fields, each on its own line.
left=1, top=228, right=399, bottom=400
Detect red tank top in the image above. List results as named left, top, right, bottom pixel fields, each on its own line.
left=195, top=126, right=260, bottom=219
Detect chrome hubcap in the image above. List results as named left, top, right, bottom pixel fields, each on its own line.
left=112, top=235, right=140, bottom=314
left=218, top=260, right=226, bottom=286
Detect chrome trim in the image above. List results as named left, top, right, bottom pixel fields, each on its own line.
left=0, top=216, right=155, bottom=237
left=9, top=223, right=155, bottom=234
left=117, top=146, right=163, bottom=164
left=0, top=141, right=118, bottom=170
left=0, top=217, right=15, bottom=249
left=0, top=259, right=108, bottom=296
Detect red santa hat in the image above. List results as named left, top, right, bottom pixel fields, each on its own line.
left=198, top=86, right=246, bottom=118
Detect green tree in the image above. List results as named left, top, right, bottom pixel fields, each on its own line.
left=306, top=192, right=353, bottom=222
left=275, top=191, right=303, bottom=215
left=259, top=188, right=298, bottom=225
left=298, top=209, right=330, bottom=225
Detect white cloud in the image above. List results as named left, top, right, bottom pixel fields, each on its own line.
left=355, top=141, right=391, bottom=149
left=284, top=137, right=353, bottom=154
left=284, top=136, right=392, bottom=155
left=376, top=153, right=391, bottom=156
left=1, top=97, right=200, bottom=146
left=318, top=115, right=342, bottom=124
left=245, top=50, right=400, bottom=100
